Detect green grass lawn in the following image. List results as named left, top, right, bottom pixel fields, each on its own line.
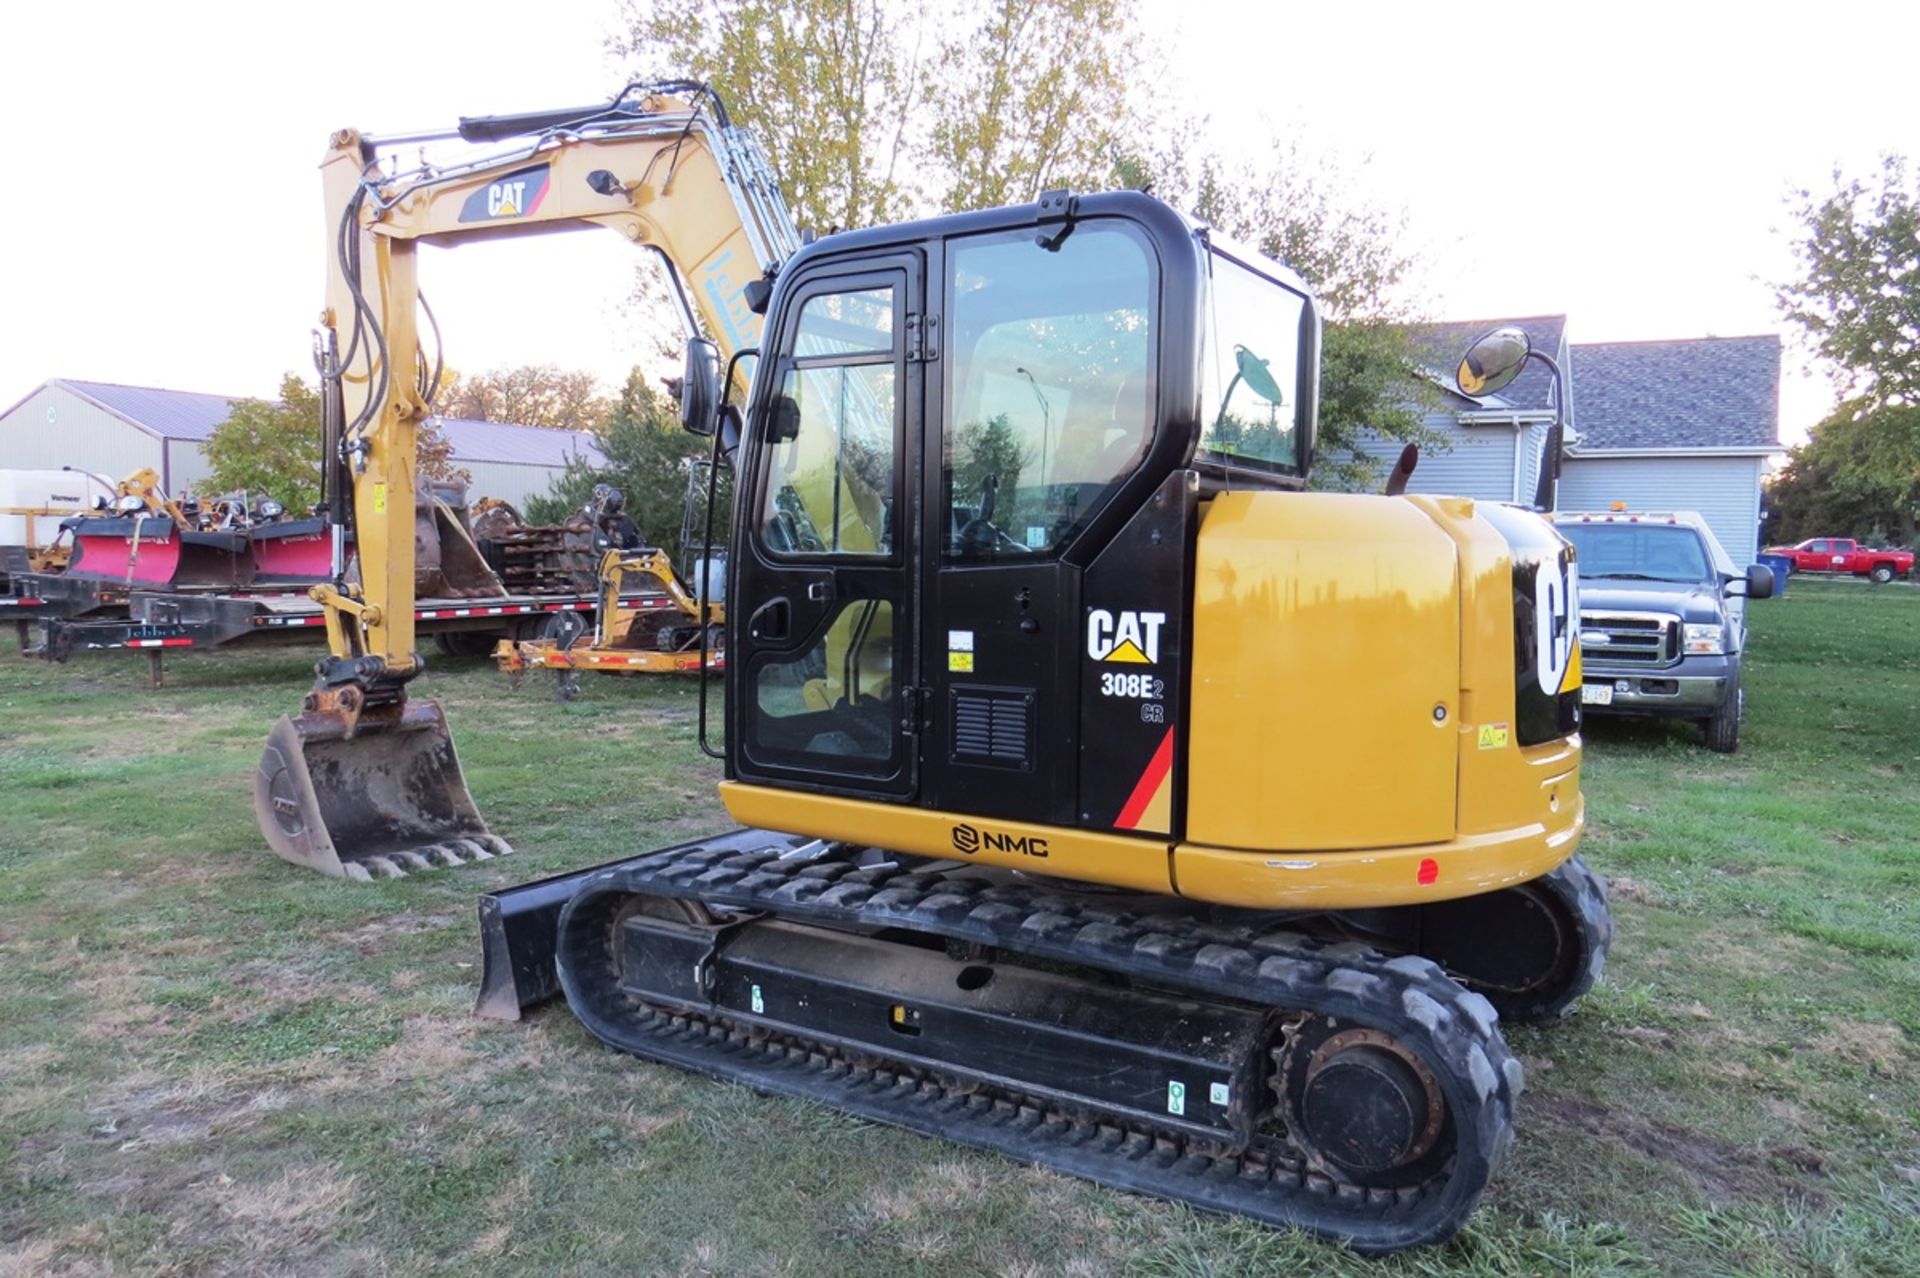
left=2, top=578, right=1917, bottom=1276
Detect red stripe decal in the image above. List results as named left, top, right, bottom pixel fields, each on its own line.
left=1114, top=727, right=1176, bottom=830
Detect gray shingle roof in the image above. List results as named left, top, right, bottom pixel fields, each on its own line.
left=1569, top=336, right=1780, bottom=450
left=51, top=379, right=602, bottom=467
left=1411, top=315, right=1567, bottom=412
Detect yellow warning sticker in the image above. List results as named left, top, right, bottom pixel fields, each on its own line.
left=372, top=483, right=387, bottom=515
left=1477, top=724, right=1510, bottom=750
left=948, top=651, right=974, bottom=672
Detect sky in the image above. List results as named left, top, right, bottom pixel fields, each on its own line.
left=4, top=1, right=1917, bottom=448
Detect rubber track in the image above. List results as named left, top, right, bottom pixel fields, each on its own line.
left=1528, top=855, right=1614, bottom=1022
left=553, top=834, right=1523, bottom=1252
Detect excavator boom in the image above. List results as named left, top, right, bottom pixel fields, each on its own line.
left=255, top=84, right=799, bottom=878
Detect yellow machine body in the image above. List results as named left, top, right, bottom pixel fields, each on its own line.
left=721, top=489, right=1580, bottom=912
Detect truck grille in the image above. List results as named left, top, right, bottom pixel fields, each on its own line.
left=1579, top=611, right=1679, bottom=667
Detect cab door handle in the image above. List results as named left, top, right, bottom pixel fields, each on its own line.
left=748, top=597, right=790, bottom=641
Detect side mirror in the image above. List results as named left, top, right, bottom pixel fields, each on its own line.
left=1456, top=326, right=1532, bottom=398
left=1742, top=563, right=1776, bottom=600
left=679, top=338, right=721, bottom=437
left=769, top=393, right=802, bottom=443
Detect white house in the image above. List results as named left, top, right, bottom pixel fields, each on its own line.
left=0, top=379, right=603, bottom=509
left=1357, top=320, right=1783, bottom=565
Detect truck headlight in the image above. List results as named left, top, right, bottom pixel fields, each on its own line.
left=1683, top=623, right=1725, bottom=655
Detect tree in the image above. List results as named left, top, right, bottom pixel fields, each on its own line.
left=435, top=364, right=611, bottom=431
left=926, top=0, right=1139, bottom=212
left=609, top=0, right=1143, bottom=230
left=1767, top=399, right=1920, bottom=546
left=614, top=1, right=1427, bottom=490
left=205, top=374, right=466, bottom=511
left=612, top=0, right=923, bottom=231
left=525, top=369, right=713, bottom=551
left=204, top=374, right=324, bottom=509
left=1777, top=155, right=1920, bottom=409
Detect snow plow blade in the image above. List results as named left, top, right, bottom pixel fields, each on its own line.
left=254, top=698, right=513, bottom=880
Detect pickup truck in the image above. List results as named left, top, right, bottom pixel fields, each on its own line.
left=1554, top=511, right=1774, bottom=753
left=1762, top=538, right=1913, bottom=583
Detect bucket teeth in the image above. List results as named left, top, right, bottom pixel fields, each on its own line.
left=342, top=840, right=515, bottom=881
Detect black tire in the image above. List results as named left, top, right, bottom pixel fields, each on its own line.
left=1703, top=685, right=1741, bottom=753
left=1869, top=564, right=1895, bottom=584
left=433, top=629, right=500, bottom=659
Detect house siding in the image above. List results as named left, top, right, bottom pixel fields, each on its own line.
left=1352, top=412, right=1520, bottom=501
left=1559, top=455, right=1766, bottom=566
left=0, top=385, right=163, bottom=483
left=457, top=459, right=575, bottom=508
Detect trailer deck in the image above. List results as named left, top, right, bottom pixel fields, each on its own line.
left=32, top=584, right=685, bottom=685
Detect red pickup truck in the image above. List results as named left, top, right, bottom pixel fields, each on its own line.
left=1763, top=538, right=1914, bottom=583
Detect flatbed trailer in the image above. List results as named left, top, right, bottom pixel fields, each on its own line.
left=4, top=572, right=136, bottom=649
left=33, top=584, right=686, bottom=686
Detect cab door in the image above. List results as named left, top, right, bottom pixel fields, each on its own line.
left=730, top=255, right=923, bottom=798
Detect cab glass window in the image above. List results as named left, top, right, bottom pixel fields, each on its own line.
left=1199, top=252, right=1309, bottom=474
left=795, top=287, right=894, bottom=358
left=758, top=284, right=898, bottom=557
left=944, top=223, right=1156, bottom=560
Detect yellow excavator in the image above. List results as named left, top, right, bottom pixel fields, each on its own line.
left=263, top=84, right=1611, bottom=1249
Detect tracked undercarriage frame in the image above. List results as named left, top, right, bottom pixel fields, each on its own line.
left=467, top=831, right=1601, bottom=1251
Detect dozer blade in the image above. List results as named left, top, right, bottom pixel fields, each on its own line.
left=254, top=698, right=513, bottom=880
left=474, top=853, right=653, bottom=1019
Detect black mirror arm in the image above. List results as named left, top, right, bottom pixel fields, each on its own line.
left=1527, top=348, right=1568, bottom=513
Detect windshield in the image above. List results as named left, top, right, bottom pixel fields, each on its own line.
left=1199, top=251, right=1310, bottom=475
left=1558, top=523, right=1711, bottom=582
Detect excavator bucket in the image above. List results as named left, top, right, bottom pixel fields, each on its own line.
left=416, top=495, right=504, bottom=599
left=254, top=698, right=512, bottom=880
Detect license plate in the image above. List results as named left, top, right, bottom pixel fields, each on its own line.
left=1581, top=684, right=1614, bottom=706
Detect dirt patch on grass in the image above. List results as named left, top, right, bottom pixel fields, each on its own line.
left=334, top=910, right=459, bottom=949
left=91, top=1079, right=291, bottom=1152
left=1817, top=1019, right=1915, bottom=1075
left=1695, top=927, right=1805, bottom=979
left=1606, top=876, right=1662, bottom=906
left=0, top=1043, right=63, bottom=1075
left=0, top=1237, right=62, bottom=1278
left=1528, top=1095, right=1826, bottom=1206
left=365, top=1014, right=476, bottom=1086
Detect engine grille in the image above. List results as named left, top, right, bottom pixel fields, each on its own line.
left=1579, top=611, right=1679, bottom=667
